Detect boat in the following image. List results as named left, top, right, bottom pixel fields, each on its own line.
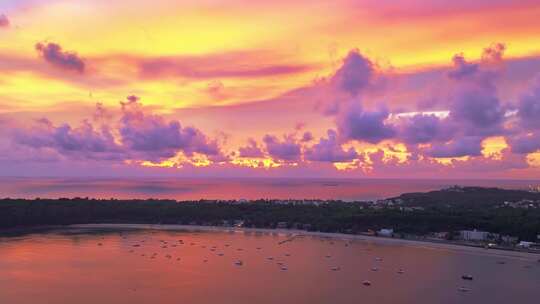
left=458, top=287, right=471, bottom=292
left=397, top=269, right=404, bottom=274
left=461, top=275, right=473, bottom=280
left=234, top=260, right=243, bottom=266
left=331, top=266, right=340, bottom=271
left=371, top=267, right=378, bottom=272
left=362, top=280, right=371, bottom=286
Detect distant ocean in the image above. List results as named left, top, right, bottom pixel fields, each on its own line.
left=1, top=177, right=539, bottom=201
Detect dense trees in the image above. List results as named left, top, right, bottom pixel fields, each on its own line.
left=1, top=187, right=539, bottom=241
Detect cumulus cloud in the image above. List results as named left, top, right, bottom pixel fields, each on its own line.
left=337, top=103, right=396, bottom=144
left=327, top=43, right=513, bottom=159
left=119, top=96, right=221, bottom=160
left=13, top=97, right=223, bottom=163
left=301, top=131, right=314, bottom=142
left=448, top=87, right=505, bottom=136
left=427, top=136, right=484, bottom=158
left=14, top=118, right=122, bottom=161
left=508, top=133, right=540, bottom=154
left=35, top=42, right=85, bottom=73
left=393, top=43, right=510, bottom=157
left=448, top=53, right=479, bottom=80
left=516, top=76, right=540, bottom=130
left=305, top=129, right=358, bottom=162
left=332, top=49, right=375, bottom=97
left=238, top=138, right=264, bottom=158
left=399, top=114, right=453, bottom=144
left=0, top=14, right=9, bottom=28
left=263, top=134, right=302, bottom=162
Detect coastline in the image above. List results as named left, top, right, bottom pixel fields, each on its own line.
left=69, top=223, right=540, bottom=261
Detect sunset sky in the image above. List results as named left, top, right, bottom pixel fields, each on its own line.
left=1, top=0, right=540, bottom=178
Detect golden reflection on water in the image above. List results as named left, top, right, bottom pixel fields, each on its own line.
left=0, top=228, right=539, bottom=304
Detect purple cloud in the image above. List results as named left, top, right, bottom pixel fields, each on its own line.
left=305, top=129, right=358, bottom=162
left=516, top=76, right=540, bottom=130
left=448, top=87, right=505, bottom=136
left=263, top=134, right=301, bottom=162
left=238, top=138, right=264, bottom=158
left=508, top=133, right=540, bottom=154
left=337, top=103, right=396, bottom=144
left=35, top=42, right=85, bottom=73
left=399, top=114, right=453, bottom=144
left=427, top=136, right=484, bottom=158
left=331, top=49, right=375, bottom=96
left=14, top=118, right=122, bottom=161
left=13, top=98, right=223, bottom=163
left=119, top=96, right=221, bottom=160
left=301, top=131, right=314, bottom=142
left=448, top=53, right=479, bottom=80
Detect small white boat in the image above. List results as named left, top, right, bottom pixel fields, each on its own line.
left=461, top=275, right=473, bottom=281
left=234, top=260, right=243, bottom=266
left=331, top=266, right=341, bottom=271
left=371, top=267, right=378, bottom=272
left=362, top=280, right=371, bottom=286
left=458, top=287, right=471, bottom=292
left=397, top=269, right=404, bottom=274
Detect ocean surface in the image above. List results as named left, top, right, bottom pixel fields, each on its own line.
left=0, top=227, right=538, bottom=304
left=0, top=177, right=539, bottom=200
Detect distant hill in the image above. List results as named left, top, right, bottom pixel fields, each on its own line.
left=395, top=186, right=540, bottom=208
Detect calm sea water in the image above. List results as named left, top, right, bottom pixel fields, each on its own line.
left=0, top=227, right=538, bottom=304
left=0, top=177, right=539, bottom=200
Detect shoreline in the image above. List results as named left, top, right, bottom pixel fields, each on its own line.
left=68, top=223, right=540, bottom=261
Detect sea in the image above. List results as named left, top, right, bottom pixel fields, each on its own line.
left=0, top=177, right=538, bottom=200
left=0, top=227, right=538, bottom=304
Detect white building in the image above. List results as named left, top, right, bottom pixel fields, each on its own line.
left=378, top=229, right=394, bottom=237
left=517, top=241, right=534, bottom=248
left=460, top=230, right=489, bottom=241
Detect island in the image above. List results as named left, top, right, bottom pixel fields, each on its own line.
left=2, top=186, right=540, bottom=252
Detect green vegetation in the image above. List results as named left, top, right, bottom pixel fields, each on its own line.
left=1, top=187, right=539, bottom=241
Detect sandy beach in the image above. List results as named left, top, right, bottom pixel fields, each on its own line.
left=69, top=223, right=540, bottom=261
